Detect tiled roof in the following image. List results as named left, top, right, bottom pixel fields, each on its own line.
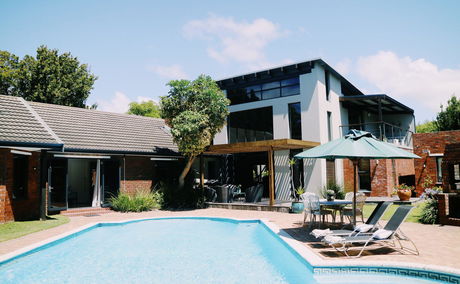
left=0, top=95, right=60, bottom=146
left=0, top=95, right=178, bottom=154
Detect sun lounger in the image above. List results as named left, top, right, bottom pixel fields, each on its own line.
left=322, top=205, right=419, bottom=258
left=311, top=201, right=391, bottom=238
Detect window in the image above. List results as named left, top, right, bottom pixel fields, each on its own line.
left=288, top=103, right=302, bottom=140
left=325, top=70, right=330, bottom=101
left=358, top=159, right=371, bottom=191
left=226, top=76, right=300, bottom=105
left=289, top=150, right=304, bottom=189
left=13, top=154, right=28, bottom=200
left=436, top=157, right=443, bottom=183
left=326, top=159, right=335, bottom=184
left=228, top=107, right=273, bottom=143
left=327, top=111, right=332, bottom=141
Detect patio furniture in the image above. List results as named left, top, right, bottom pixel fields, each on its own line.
left=311, top=201, right=391, bottom=239
left=306, top=195, right=334, bottom=228
left=301, top=192, right=317, bottom=224
left=245, top=184, right=263, bottom=203
left=323, top=205, right=418, bottom=258
left=341, top=193, right=367, bottom=223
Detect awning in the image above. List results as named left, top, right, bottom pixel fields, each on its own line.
left=340, top=94, right=414, bottom=114
left=205, top=139, right=319, bottom=154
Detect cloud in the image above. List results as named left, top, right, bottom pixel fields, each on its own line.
left=334, top=58, right=352, bottom=75
left=183, top=15, right=287, bottom=66
left=356, top=51, right=460, bottom=118
left=136, top=96, right=157, bottom=104
left=97, top=92, right=131, bottom=113
left=150, top=64, right=188, bottom=79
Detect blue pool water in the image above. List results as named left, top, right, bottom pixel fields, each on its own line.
left=0, top=218, right=454, bottom=283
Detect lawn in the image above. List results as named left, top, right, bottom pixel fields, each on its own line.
left=363, top=202, right=425, bottom=223
left=0, top=215, right=69, bottom=242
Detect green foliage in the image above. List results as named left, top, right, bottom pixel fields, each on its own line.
left=436, top=95, right=460, bottom=131
left=127, top=100, right=161, bottom=118
left=419, top=199, right=439, bottom=224
left=416, top=120, right=437, bottom=133
left=109, top=189, right=163, bottom=212
left=160, top=75, right=230, bottom=186
left=0, top=46, right=97, bottom=108
left=321, top=181, right=345, bottom=199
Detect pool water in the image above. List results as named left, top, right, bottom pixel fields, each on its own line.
left=0, top=218, right=451, bottom=283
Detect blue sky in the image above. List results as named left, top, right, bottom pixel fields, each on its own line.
left=1, top=0, right=459, bottom=122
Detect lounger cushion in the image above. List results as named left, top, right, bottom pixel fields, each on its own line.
left=324, top=235, right=345, bottom=244
left=372, top=229, right=393, bottom=240
left=311, top=229, right=332, bottom=238
left=355, top=224, right=373, bottom=233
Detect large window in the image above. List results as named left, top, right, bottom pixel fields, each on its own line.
left=436, top=157, right=443, bottom=183
left=290, top=150, right=304, bottom=189
left=325, top=70, right=330, bottom=101
left=288, top=102, right=302, bottom=140
left=228, top=107, right=273, bottom=143
left=13, top=154, right=28, bottom=200
left=358, top=159, right=371, bottom=191
left=226, top=77, right=300, bottom=105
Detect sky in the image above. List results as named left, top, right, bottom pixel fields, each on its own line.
left=1, top=0, right=459, bottom=122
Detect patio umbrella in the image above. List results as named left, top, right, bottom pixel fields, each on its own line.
left=294, top=129, right=420, bottom=225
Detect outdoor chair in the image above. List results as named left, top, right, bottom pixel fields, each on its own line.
left=310, top=201, right=391, bottom=239
left=306, top=195, right=334, bottom=228
left=341, top=193, right=367, bottom=223
left=323, top=205, right=419, bottom=258
left=245, top=184, right=263, bottom=203
left=300, top=192, right=317, bottom=224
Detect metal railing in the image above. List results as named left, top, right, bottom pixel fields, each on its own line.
left=339, top=121, right=413, bottom=147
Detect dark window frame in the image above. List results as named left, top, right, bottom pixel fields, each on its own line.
left=228, top=106, right=274, bottom=143
left=325, top=70, right=330, bottom=101
left=12, top=154, right=29, bottom=200
left=288, top=102, right=302, bottom=140
left=327, top=111, right=332, bottom=141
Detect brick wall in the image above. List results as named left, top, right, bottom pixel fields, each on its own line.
left=438, top=194, right=460, bottom=226
left=120, top=156, right=156, bottom=195
left=413, top=130, right=460, bottom=194
left=442, top=143, right=460, bottom=192
left=343, top=155, right=415, bottom=197
left=0, top=149, right=41, bottom=223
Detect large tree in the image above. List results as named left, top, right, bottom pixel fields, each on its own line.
left=436, top=95, right=460, bottom=131
left=416, top=120, right=437, bottom=133
left=160, top=75, right=229, bottom=187
left=0, top=46, right=97, bottom=107
left=127, top=100, right=161, bottom=118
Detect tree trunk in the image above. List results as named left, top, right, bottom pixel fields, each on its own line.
left=178, top=156, right=196, bottom=188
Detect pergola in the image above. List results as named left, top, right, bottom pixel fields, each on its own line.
left=203, top=139, right=320, bottom=206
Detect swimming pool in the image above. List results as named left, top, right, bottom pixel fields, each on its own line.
left=0, top=217, right=457, bottom=283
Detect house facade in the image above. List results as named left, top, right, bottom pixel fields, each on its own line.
left=209, top=59, right=416, bottom=200
left=0, top=95, right=179, bottom=223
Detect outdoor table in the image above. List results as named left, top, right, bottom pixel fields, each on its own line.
left=319, top=200, right=351, bottom=224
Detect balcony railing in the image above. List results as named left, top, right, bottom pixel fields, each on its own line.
left=339, top=121, right=413, bottom=148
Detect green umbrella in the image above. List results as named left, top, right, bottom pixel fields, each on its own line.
left=294, top=129, right=420, bottom=225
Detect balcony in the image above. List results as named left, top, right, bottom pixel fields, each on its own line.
left=340, top=121, right=414, bottom=148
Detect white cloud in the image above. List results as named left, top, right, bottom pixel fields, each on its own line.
left=150, top=64, right=188, bottom=79
left=334, top=58, right=352, bottom=75
left=183, top=15, right=287, bottom=66
left=97, top=92, right=131, bottom=113
left=136, top=96, right=157, bottom=104
left=356, top=51, right=460, bottom=119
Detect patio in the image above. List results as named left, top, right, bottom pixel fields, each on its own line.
left=1, top=208, right=459, bottom=273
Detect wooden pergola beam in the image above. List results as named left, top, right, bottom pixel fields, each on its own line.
left=205, top=139, right=319, bottom=154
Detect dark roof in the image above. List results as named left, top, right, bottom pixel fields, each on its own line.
left=340, top=94, right=414, bottom=114
left=0, top=95, right=178, bottom=155
left=216, top=58, right=364, bottom=96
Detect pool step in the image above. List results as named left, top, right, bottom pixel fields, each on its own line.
left=59, top=207, right=113, bottom=217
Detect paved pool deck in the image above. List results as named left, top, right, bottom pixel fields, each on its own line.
left=1, top=208, right=459, bottom=275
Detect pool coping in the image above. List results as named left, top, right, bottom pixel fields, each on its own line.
left=1, top=216, right=459, bottom=282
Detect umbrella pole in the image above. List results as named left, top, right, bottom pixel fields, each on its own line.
left=352, top=159, right=359, bottom=226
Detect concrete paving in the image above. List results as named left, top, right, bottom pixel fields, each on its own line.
left=0, top=208, right=459, bottom=272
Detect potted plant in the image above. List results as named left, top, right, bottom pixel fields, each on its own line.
left=326, top=189, right=335, bottom=201
left=395, top=184, right=414, bottom=201
left=291, top=186, right=305, bottom=213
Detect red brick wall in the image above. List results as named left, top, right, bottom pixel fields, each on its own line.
left=120, top=157, right=156, bottom=195
left=413, top=130, right=460, bottom=194
left=0, top=149, right=41, bottom=223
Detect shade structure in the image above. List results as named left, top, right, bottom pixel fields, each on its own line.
left=294, top=129, right=420, bottom=225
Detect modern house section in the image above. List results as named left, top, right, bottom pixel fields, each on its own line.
left=207, top=59, right=416, bottom=200
left=0, top=95, right=179, bottom=223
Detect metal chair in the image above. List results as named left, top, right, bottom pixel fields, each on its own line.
left=341, top=193, right=367, bottom=223
left=306, top=195, right=334, bottom=228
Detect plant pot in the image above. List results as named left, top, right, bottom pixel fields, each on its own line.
left=291, top=201, right=304, bottom=214
left=397, top=190, right=411, bottom=201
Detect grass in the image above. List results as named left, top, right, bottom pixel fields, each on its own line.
left=362, top=202, right=425, bottom=223
left=0, top=215, right=70, bottom=242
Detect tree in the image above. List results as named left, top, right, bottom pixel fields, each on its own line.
left=127, top=100, right=161, bottom=118
left=0, top=46, right=97, bottom=108
left=416, top=120, right=437, bottom=133
left=160, top=75, right=230, bottom=187
left=436, top=95, right=460, bottom=131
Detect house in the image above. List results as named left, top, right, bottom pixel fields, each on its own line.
left=204, top=59, right=416, bottom=203
left=0, top=95, right=179, bottom=223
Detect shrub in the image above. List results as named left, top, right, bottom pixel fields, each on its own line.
left=419, top=199, right=439, bottom=224
left=321, top=181, right=345, bottom=199
left=110, top=188, right=163, bottom=212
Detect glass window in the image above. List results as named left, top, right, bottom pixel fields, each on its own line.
left=436, top=157, right=443, bottom=183
left=288, top=102, right=302, bottom=140
left=262, top=88, right=280, bottom=100
left=281, top=85, right=300, bottom=97
left=325, top=70, right=330, bottom=101
left=228, top=107, right=273, bottom=143
left=358, top=159, right=371, bottom=191
left=261, top=81, right=280, bottom=90
left=281, top=77, right=299, bottom=86
left=290, top=149, right=304, bottom=189
left=327, top=111, right=332, bottom=141
left=13, top=154, right=28, bottom=200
